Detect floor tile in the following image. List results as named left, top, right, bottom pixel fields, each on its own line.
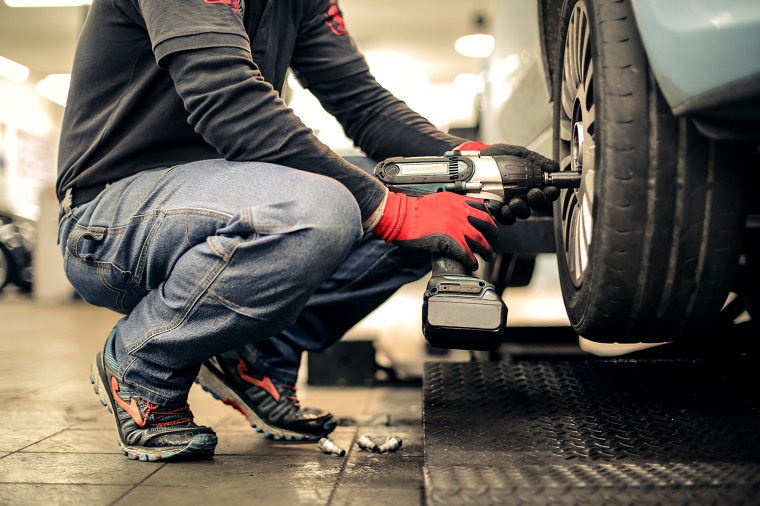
left=210, top=412, right=253, bottom=431
left=338, top=456, right=423, bottom=489
left=213, top=434, right=320, bottom=456
left=360, top=387, right=422, bottom=426
left=213, top=425, right=356, bottom=457
left=330, top=487, right=422, bottom=506
left=0, top=409, right=102, bottom=430
left=0, top=484, right=132, bottom=506
left=69, top=412, right=116, bottom=431
left=21, top=429, right=120, bottom=454
left=116, top=485, right=333, bottom=506
left=0, top=453, right=163, bottom=485
left=296, top=387, right=372, bottom=420
left=0, top=429, right=61, bottom=452
left=24, top=380, right=104, bottom=403
left=0, top=291, right=429, bottom=506
left=142, top=456, right=342, bottom=488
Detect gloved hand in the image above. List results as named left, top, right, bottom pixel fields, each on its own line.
left=458, top=141, right=561, bottom=225
left=371, top=191, right=498, bottom=271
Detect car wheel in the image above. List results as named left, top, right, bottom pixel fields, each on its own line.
left=552, top=0, right=751, bottom=343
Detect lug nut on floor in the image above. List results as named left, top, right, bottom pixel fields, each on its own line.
left=318, top=437, right=345, bottom=457
left=377, top=436, right=402, bottom=453
left=355, top=434, right=378, bottom=452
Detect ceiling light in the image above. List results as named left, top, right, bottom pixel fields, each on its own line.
left=5, top=0, right=91, bottom=6
left=455, top=34, right=495, bottom=58
left=0, top=56, right=30, bottom=84
left=36, top=74, right=70, bottom=106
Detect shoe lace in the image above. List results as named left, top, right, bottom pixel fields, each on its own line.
left=144, top=402, right=194, bottom=428
left=282, top=385, right=300, bottom=407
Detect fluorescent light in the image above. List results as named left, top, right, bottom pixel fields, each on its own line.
left=36, top=74, right=70, bottom=106
left=455, top=34, right=495, bottom=58
left=5, top=0, right=91, bottom=5
left=0, top=87, right=52, bottom=133
left=0, top=56, right=30, bottom=84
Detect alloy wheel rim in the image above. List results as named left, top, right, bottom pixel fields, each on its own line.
left=559, top=0, right=596, bottom=288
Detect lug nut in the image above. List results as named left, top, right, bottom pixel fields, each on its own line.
left=355, top=434, right=378, bottom=452
left=318, top=437, right=346, bottom=457
left=377, top=436, right=402, bottom=454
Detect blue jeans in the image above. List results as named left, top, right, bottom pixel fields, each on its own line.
left=59, top=159, right=430, bottom=405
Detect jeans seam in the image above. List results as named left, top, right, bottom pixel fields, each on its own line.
left=125, top=242, right=236, bottom=355
left=134, top=213, right=163, bottom=283
left=207, top=287, right=244, bottom=311
left=207, top=238, right=227, bottom=259
left=64, top=250, right=149, bottom=296
left=98, top=264, right=127, bottom=311
left=137, top=166, right=176, bottom=208
left=185, top=211, right=193, bottom=248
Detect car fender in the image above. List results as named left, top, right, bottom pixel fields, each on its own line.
left=630, top=0, right=760, bottom=113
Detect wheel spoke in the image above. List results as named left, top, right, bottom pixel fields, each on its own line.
left=580, top=18, right=591, bottom=84
left=581, top=193, right=592, bottom=266
left=560, top=0, right=593, bottom=288
left=581, top=146, right=595, bottom=208
left=562, top=79, right=575, bottom=119
left=576, top=10, right=586, bottom=81
left=585, top=103, right=595, bottom=136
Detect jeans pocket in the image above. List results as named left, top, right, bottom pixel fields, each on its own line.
left=64, top=228, right=147, bottom=314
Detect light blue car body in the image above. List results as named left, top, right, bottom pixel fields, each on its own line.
left=630, top=0, right=760, bottom=112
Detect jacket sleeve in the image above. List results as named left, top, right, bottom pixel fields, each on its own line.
left=289, top=0, right=467, bottom=159
left=165, top=45, right=386, bottom=222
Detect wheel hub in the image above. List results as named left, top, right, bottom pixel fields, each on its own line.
left=572, top=121, right=584, bottom=170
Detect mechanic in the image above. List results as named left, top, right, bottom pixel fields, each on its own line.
left=56, top=0, right=555, bottom=461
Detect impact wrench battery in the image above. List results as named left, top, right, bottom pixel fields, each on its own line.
left=375, top=151, right=581, bottom=351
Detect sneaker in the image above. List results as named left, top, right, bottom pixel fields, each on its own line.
left=90, top=328, right=218, bottom=461
left=196, top=352, right=336, bottom=441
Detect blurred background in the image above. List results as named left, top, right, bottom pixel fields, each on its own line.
left=0, top=0, right=570, bottom=381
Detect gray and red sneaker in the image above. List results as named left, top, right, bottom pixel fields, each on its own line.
left=197, top=352, right=336, bottom=441
left=90, top=328, right=217, bottom=461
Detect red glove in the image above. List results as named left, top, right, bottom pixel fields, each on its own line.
left=371, top=191, right=498, bottom=271
left=458, top=141, right=491, bottom=151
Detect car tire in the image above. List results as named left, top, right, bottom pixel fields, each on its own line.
left=552, top=0, right=751, bottom=343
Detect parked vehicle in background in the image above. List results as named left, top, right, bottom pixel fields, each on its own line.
left=481, top=0, right=760, bottom=344
left=0, top=214, right=33, bottom=293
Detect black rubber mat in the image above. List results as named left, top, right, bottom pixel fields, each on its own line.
left=423, top=360, right=760, bottom=505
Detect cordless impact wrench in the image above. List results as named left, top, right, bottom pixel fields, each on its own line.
left=374, top=150, right=582, bottom=351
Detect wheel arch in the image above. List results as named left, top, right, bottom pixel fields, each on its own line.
left=538, top=0, right=565, bottom=102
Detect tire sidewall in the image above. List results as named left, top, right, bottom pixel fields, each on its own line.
left=552, top=0, right=651, bottom=338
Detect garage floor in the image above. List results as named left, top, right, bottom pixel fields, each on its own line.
left=0, top=291, right=424, bottom=506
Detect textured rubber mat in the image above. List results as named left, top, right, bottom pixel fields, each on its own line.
left=423, top=360, right=760, bottom=505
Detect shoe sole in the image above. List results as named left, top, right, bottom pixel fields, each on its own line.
left=90, top=354, right=217, bottom=461
left=196, top=364, right=333, bottom=442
